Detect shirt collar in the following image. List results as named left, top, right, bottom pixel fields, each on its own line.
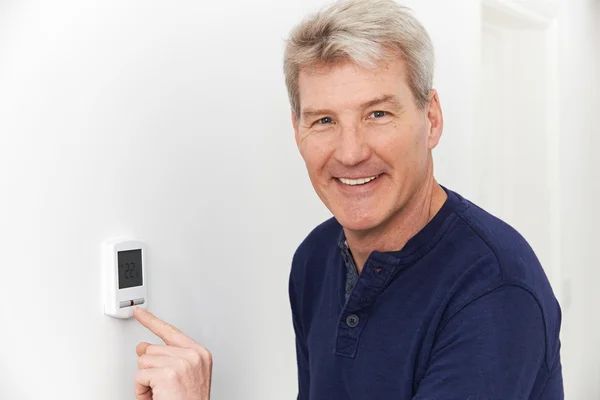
left=336, top=185, right=462, bottom=264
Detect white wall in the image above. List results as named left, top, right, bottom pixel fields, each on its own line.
left=0, top=0, right=597, bottom=398
left=0, top=1, right=326, bottom=398
left=404, top=0, right=481, bottom=196
left=557, top=0, right=600, bottom=397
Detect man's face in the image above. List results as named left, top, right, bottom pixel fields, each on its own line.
left=292, top=58, right=443, bottom=233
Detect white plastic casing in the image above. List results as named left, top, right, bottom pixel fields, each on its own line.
left=102, top=239, right=148, bottom=319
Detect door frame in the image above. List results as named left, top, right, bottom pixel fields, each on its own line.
left=478, top=0, right=562, bottom=301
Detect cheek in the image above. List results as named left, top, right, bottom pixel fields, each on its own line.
left=299, top=137, right=329, bottom=173
left=377, top=124, right=414, bottom=155
left=376, top=124, right=427, bottom=169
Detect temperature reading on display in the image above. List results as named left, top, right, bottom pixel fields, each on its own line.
left=118, top=249, right=143, bottom=289
left=123, top=262, right=138, bottom=279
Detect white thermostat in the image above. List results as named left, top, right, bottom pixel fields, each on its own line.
left=102, top=239, right=147, bottom=319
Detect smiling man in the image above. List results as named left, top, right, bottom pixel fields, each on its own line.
left=131, top=0, right=564, bottom=398
left=283, top=0, right=564, bottom=399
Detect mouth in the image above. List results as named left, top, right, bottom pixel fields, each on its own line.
left=336, top=174, right=382, bottom=186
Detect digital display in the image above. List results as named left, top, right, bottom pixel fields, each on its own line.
left=118, top=249, right=143, bottom=289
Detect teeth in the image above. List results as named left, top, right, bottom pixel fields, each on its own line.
left=339, top=175, right=379, bottom=186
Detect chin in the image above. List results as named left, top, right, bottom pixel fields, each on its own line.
left=334, top=209, right=382, bottom=233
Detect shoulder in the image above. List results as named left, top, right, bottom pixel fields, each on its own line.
left=288, top=216, right=342, bottom=312
left=443, top=189, right=562, bottom=367
left=291, top=216, right=342, bottom=268
left=427, top=189, right=550, bottom=307
left=450, top=190, right=548, bottom=289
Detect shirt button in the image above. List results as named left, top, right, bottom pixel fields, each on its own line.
left=346, top=314, right=360, bottom=328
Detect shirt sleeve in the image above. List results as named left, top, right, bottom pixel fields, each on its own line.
left=289, top=276, right=310, bottom=400
left=413, top=284, right=548, bottom=400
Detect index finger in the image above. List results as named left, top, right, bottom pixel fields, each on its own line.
left=134, top=307, right=196, bottom=348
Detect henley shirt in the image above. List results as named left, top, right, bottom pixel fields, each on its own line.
left=288, top=186, right=563, bottom=399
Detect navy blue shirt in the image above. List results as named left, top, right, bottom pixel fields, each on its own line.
left=288, top=187, right=563, bottom=399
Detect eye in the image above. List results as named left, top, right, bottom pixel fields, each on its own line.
left=370, top=111, right=387, bottom=118
left=316, top=117, right=333, bottom=125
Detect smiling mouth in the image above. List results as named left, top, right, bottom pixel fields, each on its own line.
left=337, top=174, right=381, bottom=186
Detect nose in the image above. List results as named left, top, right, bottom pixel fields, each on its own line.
left=334, top=125, right=371, bottom=167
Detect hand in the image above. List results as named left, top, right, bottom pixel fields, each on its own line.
left=133, top=307, right=213, bottom=400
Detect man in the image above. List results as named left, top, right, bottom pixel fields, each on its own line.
left=132, top=0, right=564, bottom=398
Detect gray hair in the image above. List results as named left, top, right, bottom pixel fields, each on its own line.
left=283, top=0, right=435, bottom=117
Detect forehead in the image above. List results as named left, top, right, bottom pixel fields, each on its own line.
left=297, top=58, right=410, bottom=111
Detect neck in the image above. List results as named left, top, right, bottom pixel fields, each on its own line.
left=344, top=177, right=447, bottom=273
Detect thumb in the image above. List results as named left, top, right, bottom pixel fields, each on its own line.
left=136, top=342, right=151, bottom=357
left=135, top=369, right=156, bottom=400
left=135, top=383, right=152, bottom=400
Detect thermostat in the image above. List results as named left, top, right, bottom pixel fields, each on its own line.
left=102, top=239, right=147, bottom=318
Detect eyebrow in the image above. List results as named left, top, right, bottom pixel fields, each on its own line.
left=301, top=94, right=402, bottom=121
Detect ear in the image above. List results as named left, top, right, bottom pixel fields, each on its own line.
left=291, top=110, right=301, bottom=147
left=426, top=89, right=444, bottom=150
